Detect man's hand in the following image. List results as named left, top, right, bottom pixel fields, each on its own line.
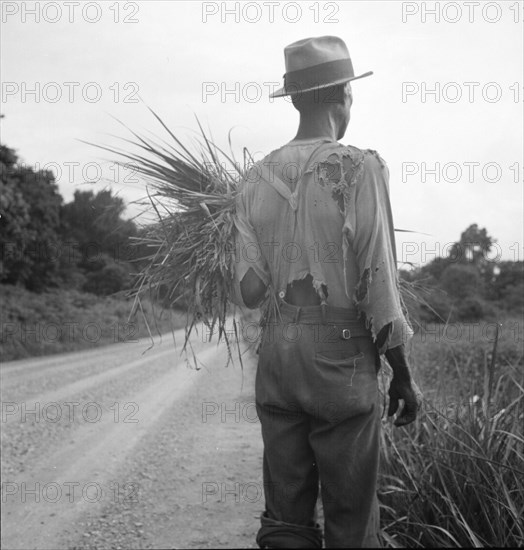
left=387, top=377, right=422, bottom=427
left=383, top=344, right=422, bottom=427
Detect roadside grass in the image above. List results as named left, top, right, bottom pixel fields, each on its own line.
left=378, top=316, right=524, bottom=547
left=0, top=285, right=187, bottom=362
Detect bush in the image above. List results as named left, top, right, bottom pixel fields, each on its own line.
left=440, top=264, right=483, bottom=300
left=500, top=282, right=524, bottom=314
left=456, top=296, right=496, bottom=321
left=82, top=255, right=132, bottom=296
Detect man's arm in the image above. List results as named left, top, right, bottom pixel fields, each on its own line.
left=377, top=323, right=422, bottom=427
left=240, top=267, right=267, bottom=309
left=351, top=151, right=422, bottom=427
left=231, top=172, right=271, bottom=309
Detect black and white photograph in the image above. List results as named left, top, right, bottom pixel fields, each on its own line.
left=1, top=1, right=523, bottom=548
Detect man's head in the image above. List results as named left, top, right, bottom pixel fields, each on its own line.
left=291, top=81, right=353, bottom=140
left=270, top=36, right=369, bottom=140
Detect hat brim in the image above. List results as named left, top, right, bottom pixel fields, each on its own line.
left=270, top=70, right=373, bottom=98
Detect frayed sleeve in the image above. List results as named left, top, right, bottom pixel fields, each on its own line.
left=230, top=176, right=271, bottom=307
left=350, top=152, right=413, bottom=351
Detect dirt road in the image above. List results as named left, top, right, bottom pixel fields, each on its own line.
left=1, top=329, right=264, bottom=549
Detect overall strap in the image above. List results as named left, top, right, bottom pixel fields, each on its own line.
left=258, top=141, right=336, bottom=211
left=258, top=141, right=336, bottom=306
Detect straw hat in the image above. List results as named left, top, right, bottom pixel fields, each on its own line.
left=270, top=36, right=373, bottom=98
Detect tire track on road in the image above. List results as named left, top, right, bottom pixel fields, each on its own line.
left=1, top=344, right=219, bottom=550
left=0, top=332, right=180, bottom=382
left=1, top=346, right=176, bottom=423
left=68, top=345, right=263, bottom=550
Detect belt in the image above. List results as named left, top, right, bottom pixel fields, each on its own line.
left=263, top=300, right=371, bottom=339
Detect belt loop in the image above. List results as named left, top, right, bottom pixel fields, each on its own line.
left=293, top=306, right=301, bottom=324
left=320, top=302, right=327, bottom=324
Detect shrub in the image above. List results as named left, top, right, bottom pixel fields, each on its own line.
left=82, top=255, right=131, bottom=296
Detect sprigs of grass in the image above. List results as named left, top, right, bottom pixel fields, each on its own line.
left=378, top=319, right=524, bottom=547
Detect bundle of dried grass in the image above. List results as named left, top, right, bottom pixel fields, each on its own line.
left=94, top=108, right=251, bottom=364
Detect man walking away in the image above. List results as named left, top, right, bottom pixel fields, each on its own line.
left=232, top=36, right=422, bottom=548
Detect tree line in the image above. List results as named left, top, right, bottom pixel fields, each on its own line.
left=1, top=143, right=140, bottom=295
left=401, top=224, right=523, bottom=322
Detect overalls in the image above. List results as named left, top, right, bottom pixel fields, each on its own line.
left=233, top=139, right=410, bottom=547
left=255, top=299, right=381, bottom=548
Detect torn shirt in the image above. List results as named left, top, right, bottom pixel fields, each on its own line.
left=232, top=138, right=412, bottom=350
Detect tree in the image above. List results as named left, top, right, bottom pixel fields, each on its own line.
left=1, top=129, right=139, bottom=295
left=0, top=145, right=32, bottom=280
left=449, top=223, right=497, bottom=286
left=61, top=189, right=137, bottom=265
left=449, top=224, right=495, bottom=264
left=419, top=256, right=453, bottom=285
left=0, top=144, right=63, bottom=291
left=60, top=189, right=137, bottom=294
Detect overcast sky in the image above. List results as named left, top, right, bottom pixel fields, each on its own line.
left=1, top=0, right=523, bottom=266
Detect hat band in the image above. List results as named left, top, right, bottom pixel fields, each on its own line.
left=283, top=58, right=354, bottom=94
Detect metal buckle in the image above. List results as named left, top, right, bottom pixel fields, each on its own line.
left=341, top=328, right=351, bottom=340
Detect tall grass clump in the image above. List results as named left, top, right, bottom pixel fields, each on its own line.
left=378, top=320, right=524, bottom=547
